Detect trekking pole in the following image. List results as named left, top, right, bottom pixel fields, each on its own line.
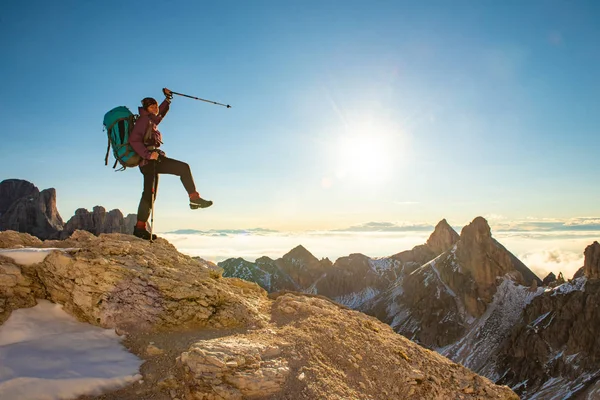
left=170, top=91, right=232, bottom=108
left=149, top=161, right=157, bottom=243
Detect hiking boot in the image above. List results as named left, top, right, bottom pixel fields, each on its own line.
left=133, top=226, right=157, bottom=241
left=190, top=197, right=213, bottom=210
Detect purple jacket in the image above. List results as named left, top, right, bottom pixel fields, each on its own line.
left=130, top=99, right=170, bottom=165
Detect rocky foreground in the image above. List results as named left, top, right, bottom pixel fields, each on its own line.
left=0, top=230, right=517, bottom=400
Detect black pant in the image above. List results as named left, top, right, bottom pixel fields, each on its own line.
left=137, top=156, right=196, bottom=222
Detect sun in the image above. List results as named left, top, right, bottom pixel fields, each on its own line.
left=334, top=133, right=393, bottom=183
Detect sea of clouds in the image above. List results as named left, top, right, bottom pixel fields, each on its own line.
left=161, top=221, right=599, bottom=280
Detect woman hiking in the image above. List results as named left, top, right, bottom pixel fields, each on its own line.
left=129, top=88, right=213, bottom=240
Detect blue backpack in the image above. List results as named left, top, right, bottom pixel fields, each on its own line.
left=103, top=106, right=142, bottom=170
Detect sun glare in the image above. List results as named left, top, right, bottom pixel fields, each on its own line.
left=336, top=135, right=390, bottom=180
left=330, top=111, right=406, bottom=185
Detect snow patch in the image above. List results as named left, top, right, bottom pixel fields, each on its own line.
left=0, top=300, right=142, bottom=400
left=334, top=287, right=379, bottom=308
left=0, top=248, right=76, bottom=266
left=524, top=372, right=599, bottom=400
left=367, top=258, right=397, bottom=275
left=549, top=276, right=587, bottom=295
left=529, top=311, right=552, bottom=328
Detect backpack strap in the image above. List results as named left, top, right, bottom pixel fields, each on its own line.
left=144, top=119, right=153, bottom=144
left=104, top=131, right=111, bottom=166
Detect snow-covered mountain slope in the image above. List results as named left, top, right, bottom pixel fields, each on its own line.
left=362, top=248, right=476, bottom=347
left=439, top=277, right=544, bottom=378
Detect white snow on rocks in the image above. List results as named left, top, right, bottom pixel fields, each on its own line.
left=334, top=286, right=379, bottom=309
left=0, top=300, right=142, bottom=400
left=548, top=276, right=587, bottom=295
left=439, top=277, right=544, bottom=379
left=0, top=248, right=76, bottom=266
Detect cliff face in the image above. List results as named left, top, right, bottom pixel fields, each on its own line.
left=584, top=241, right=600, bottom=280
left=0, top=179, right=38, bottom=215
left=0, top=180, right=64, bottom=240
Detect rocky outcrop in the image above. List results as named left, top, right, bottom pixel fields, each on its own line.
left=60, top=206, right=136, bottom=239
left=584, top=241, right=600, bottom=280
left=179, top=336, right=290, bottom=398
left=0, top=179, right=64, bottom=240
left=0, top=230, right=43, bottom=248
left=179, top=293, right=518, bottom=400
left=0, top=230, right=518, bottom=400
left=0, top=230, right=268, bottom=330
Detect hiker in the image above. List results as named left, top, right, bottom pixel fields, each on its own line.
left=130, top=88, right=213, bottom=240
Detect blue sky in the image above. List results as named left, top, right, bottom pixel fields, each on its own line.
left=1, top=0, right=599, bottom=233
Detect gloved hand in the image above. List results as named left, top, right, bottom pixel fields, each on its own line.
left=163, top=88, right=173, bottom=100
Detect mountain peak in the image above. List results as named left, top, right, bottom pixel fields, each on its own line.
left=283, top=245, right=317, bottom=262
left=459, top=216, right=491, bottom=242
left=426, top=219, right=460, bottom=254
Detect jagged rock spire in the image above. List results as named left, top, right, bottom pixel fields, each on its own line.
left=459, top=216, right=492, bottom=243
left=584, top=241, right=600, bottom=280
left=454, top=216, right=540, bottom=316
left=426, top=219, right=460, bottom=254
